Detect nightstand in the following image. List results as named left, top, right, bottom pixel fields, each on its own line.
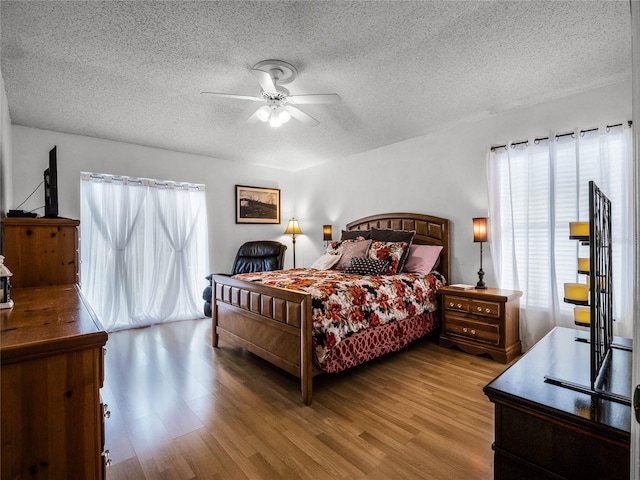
left=438, top=286, right=522, bottom=363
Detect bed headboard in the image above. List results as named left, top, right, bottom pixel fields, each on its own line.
left=346, top=212, right=451, bottom=282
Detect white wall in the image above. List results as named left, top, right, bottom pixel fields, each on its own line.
left=0, top=74, right=12, bottom=218
left=9, top=127, right=296, bottom=273
left=294, top=80, right=633, bottom=286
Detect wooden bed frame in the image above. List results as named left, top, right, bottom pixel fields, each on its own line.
left=211, top=212, right=450, bottom=405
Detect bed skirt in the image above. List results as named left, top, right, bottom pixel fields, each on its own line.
left=319, top=311, right=439, bottom=373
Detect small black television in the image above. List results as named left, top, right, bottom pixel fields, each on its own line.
left=44, top=146, right=58, bottom=218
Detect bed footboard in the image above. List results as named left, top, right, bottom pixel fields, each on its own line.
left=211, top=274, right=316, bottom=405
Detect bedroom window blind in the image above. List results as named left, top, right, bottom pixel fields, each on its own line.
left=488, top=124, right=633, bottom=351
left=80, top=173, right=209, bottom=332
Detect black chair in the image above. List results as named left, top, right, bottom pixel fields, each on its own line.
left=203, top=241, right=287, bottom=317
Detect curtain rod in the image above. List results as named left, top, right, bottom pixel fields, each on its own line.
left=81, top=172, right=205, bottom=190
left=491, top=120, right=632, bottom=152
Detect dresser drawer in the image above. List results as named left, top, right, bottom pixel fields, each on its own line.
left=469, top=299, right=501, bottom=318
left=443, top=295, right=470, bottom=313
left=100, top=400, right=106, bottom=450
left=445, top=315, right=500, bottom=345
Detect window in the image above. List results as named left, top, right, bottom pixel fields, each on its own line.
left=80, top=173, right=209, bottom=331
left=488, top=125, right=633, bottom=350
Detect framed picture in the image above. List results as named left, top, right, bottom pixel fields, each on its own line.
left=235, top=185, right=281, bottom=224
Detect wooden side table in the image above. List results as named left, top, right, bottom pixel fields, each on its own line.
left=438, top=286, right=522, bottom=363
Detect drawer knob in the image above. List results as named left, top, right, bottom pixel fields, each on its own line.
left=471, top=329, right=476, bottom=335
left=449, top=302, right=454, bottom=307
left=477, top=307, right=482, bottom=312
left=103, top=449, right=113, bottom=467
left=463, top=327, right=468, bottom=333
left=486, top=308, right=491, bottom=313
left=103, top=403, right=111, bottom=418
left=457, top=303, right=462, bottom=308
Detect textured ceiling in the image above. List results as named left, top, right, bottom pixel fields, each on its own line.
left=0, top=1, right=632, bottom=171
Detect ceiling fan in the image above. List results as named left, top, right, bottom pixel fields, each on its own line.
left=201, top=60, right=340, bottom=128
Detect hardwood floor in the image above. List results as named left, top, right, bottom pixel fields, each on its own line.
left=104, top=318, right=509, bottom=479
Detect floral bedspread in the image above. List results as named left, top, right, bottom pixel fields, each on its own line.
left=232, top=268, right=445, bottom=366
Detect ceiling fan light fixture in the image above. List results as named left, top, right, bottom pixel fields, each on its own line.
left=278, top=108, right=291, bottom=123
left=201, top=59, right=340, bottom=128
left=269, top=115, right=282, bottom=128
left=256, top=105, right=271, bottom=122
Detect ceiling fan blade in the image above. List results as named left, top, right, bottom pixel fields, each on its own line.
left=284, top=106, right=319, bottom=127
left=287, top=94, right=341, bottom=105
left=200, top=92, right=263, bottom=102
left=251, top=69, right=278, bottom=94
left=247, top=109, right=262, bottom=123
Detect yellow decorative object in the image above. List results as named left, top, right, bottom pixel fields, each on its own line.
left=574, top=306, right=590, bottom=325
left=577, top=257, right=590, bottom=273
left=569, top=222, right=589, bottom=238
left=564, top=283, right=589, bottom=302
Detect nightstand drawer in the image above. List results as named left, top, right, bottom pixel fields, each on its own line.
left=443, top=295, right=470, bottom=313
left=469, top=299, right=501, bottom=318
left=445, top=315, right=500, bottom=345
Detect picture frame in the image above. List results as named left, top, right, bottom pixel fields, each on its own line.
left=235, top=185, right=281, bottom=224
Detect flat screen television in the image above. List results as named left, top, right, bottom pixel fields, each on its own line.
left=44, top=146, right=58, bottom=218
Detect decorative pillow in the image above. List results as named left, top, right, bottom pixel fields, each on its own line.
left=335, top=239, right=372, bottom=270
left=325, top=240, right=343, bottom=255
left=371, top=227, right=416, bottom=272
left=311, top=253, right=342, bottom=271
left=403, top=245, right=443, bottom=275
left=367, top=240, right=409, bottom=275
left=344, top=257, right=389, bottom=276
left=341, top=229, right=372, bottom=240
left=325, top=237, right=366, bottom=256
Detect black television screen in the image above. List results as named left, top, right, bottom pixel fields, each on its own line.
left=44, top=146, right=58, bottom=218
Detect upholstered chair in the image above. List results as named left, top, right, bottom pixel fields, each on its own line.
left=203, top=241, right=287, bottom=317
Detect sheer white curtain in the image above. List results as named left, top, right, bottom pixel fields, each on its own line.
left=80, top=173, right=209, bottom=331
left=488, top=124, right=633, bottom=351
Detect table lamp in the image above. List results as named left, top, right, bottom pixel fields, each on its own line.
left=473, top=217, right=488, bottom=289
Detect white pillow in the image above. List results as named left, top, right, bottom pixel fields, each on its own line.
left=311, top=253, right=342, bottom=270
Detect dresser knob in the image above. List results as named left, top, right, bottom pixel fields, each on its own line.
left=486, top=308, right=491, bottom=313
left=477, top=307, right=482, bottom=312
left=449, top=302, right=454, bottom=307
left=457, top=303, right=462, bottom=308
left=471, top=329, right=476, bottom=335
left=463, top=327, right=468, bottom=333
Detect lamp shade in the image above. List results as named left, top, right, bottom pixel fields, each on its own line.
left=278, top=108, right=291, bottom=123
left=473, top=217, right=488, bottom=243
left=256, top=105, right=271, bottom=122
left=323, top=225, right=333, bottom=241
left=269, top=115, right=282, bottom=128
left=284, top=218, right=303, bottom=235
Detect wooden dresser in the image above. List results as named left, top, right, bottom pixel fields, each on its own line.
left=0, top=285, right=109, bottom=479
left=484, top=327, right=631, bottom=480
left=438, top=287, right=522, bottom=363
left=2, top=217, right=80, bottom=287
